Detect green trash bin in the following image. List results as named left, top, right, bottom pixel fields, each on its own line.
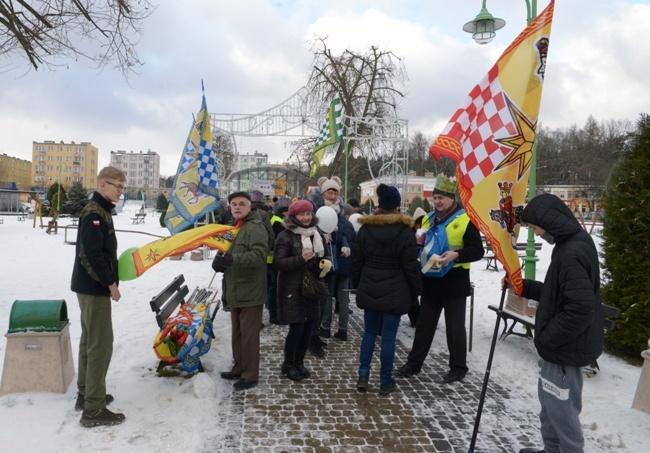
left=1, top=299, right=75, bottom=395
left=7, top=299, right=69, bottom=333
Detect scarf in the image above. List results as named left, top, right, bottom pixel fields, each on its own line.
left=292, top=225, right=325, bottom=257
left=324, top=198, right=341, bottom=214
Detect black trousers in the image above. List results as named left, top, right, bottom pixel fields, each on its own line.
left=406, top=293, right=468, bottom=373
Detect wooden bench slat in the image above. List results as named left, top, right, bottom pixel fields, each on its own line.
left=150, top=275, right=185, bottom=312
left=156, top=286, right=189, bottom=328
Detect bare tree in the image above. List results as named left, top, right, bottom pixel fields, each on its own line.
left=0, top=0, right=155, bottom=79
left=304, top=36, right=408, bottom=176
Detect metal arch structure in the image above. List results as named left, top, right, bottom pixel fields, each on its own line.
left=223, top=166, right=310, bottom=198
left=210, top=87, right=409, bottom=207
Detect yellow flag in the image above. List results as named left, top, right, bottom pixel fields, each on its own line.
left=430, top=1, right=554, bottom=294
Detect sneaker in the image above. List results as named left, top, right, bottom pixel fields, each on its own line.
left=220, top=371, right=241, bottom=380
left=356, top=376, right=369, bottom=393
left=519, top=449, right=545, bottom=453
left=318, top=328, right=331, bottom=338
left=233, top=379, right=258, bottom=391
left=396, top=363, right=421, bottom=378
left=79, top=408, right=125, bottom=427
left=75, top=393, right=114, bottom=412
left=442, top=370, right=467, bottom=383
left=379, top=379, right=396, bottom=395
left=333, top=330, right=348, bottom=341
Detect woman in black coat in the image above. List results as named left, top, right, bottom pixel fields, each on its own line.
left=273, top=200, right=332, bottom=381
left=351, top=184, right=422, bottom=395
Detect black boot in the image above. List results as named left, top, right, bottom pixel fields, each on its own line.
left=281, top=361, right=303, bottom=381
left=308, top=336, right=326, bottom=357
left=295, top=346, right=311, bottom=379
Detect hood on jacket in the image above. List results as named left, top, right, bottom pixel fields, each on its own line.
left=358, top=213, right=414, bottom=228
left=521, top=193, right=582, bottom=243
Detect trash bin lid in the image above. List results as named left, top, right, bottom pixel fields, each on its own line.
left=7, top=300, right=69, bottom=333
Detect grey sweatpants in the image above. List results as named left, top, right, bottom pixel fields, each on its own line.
left=537, top=358, right=584, bottom=453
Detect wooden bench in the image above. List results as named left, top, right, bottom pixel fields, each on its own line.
left=149, top=274, right=219, bottom=375
left=482, top=237, right=542, bottom=272
left=488, top=302, right=621, bottom=374
left=132, top=212, right=147, bottom=224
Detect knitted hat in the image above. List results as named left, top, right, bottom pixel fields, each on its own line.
left=343, top=204, right=354, bottom=216
left=250, top=190, right=265, bottom=203
left=274, top=196, right=291, bottom=209
left=288, top=199, right=314, bottom=217
left=433, top=174, right=457, bottom=199
left=318, top=176, right=341, bottom=194
left=227, top=191, right=251, bottom=203
left=376, top=184, right=401, bottom=210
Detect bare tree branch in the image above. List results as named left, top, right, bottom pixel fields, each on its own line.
left=0, top=0, right=155, bottom=79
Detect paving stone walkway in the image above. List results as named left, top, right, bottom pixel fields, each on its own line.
left=211, top=305, right=541, bottom=452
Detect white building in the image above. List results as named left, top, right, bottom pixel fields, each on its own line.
left=109, top=150, right=160, bottom=189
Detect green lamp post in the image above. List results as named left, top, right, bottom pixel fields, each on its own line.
left=463, top=0, right=540, bottom=279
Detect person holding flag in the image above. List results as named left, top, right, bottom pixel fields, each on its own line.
left=397, top=175, right=484, bottom=384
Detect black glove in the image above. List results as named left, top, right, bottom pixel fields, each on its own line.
left=212, top=252, right=234, bottom=273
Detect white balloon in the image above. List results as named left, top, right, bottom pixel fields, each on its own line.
left=349, top=213, right=363, bottom=232
left=316, top=206, right=338, bottom=233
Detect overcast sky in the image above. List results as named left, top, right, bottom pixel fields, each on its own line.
left=1, top=0, right=649, bottom=177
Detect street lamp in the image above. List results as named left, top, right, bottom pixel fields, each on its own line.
left=463, top=0, right=540, bottom=280
left=462, top=0, right=506, bottom=45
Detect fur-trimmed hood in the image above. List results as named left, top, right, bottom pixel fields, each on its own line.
left=357, top=213, right=414, bottom=229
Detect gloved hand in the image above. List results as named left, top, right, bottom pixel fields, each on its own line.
left=212, top=252, right=234, bottom=272
left=340, top=246, right=351, bottom=257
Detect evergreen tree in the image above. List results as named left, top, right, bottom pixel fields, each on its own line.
left=422, top=197, right=431, bottom=213
left=408, top=196, right=424, bottom=216
left=601, top=113, right=650, bottom=359
left=63, top=182, right=90, bottom=216
left=156, top=193, right=168, bottom=211
left=46, top=183, right=67, bottom=216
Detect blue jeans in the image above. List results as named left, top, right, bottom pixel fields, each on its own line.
left=358, top=309, right=401, bottom=385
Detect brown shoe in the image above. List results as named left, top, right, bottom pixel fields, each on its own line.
left=79, top=408, right=125, bottom=427
left=75, top=393, right=114, bottom=412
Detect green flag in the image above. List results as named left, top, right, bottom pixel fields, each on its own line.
left=310, top=93, right=344, bottom=177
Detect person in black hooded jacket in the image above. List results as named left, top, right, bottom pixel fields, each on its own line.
left=351, top=184, right=422, bottom=395
left=515, top=193, right=604, bottom=453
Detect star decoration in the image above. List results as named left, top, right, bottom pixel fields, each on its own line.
left=146, top=248, right=161, bottom=263
left=495, top=96, right=537, bottom=180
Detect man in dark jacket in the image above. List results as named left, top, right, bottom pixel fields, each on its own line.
left=213, top=191, right=269, bottom=391
left=71, top=166, right=126, bottom=427
left=517, top=193, right=604, bottom=453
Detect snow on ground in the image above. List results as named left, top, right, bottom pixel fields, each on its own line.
left=0, top=200, right=648, bottom=452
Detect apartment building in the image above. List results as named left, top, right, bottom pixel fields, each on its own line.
left=109, top=150, right=160, bottom=189
left=0, top=154, right=32, bottom=190
left=31, top=140, right=98, bottom=189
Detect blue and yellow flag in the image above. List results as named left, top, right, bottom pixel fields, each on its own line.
left=310, top=92, right=344, bottom=177
left=164, top=82, right=220, bottom=235
left=430, top=1, right=554, bottom=294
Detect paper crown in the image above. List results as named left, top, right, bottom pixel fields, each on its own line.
left=434, top=174, right=457, bottom=197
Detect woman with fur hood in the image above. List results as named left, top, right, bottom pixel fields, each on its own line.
left=273, top=199, right=332, bottom=381
left=351, top=184, right=422, bottom=395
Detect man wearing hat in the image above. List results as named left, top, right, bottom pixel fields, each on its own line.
left=397, top=174, right=484, bottom=383
left=212, top=191, right=269, bottom=390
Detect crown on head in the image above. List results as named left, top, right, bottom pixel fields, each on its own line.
left=434, top=174, right=457, bottom=194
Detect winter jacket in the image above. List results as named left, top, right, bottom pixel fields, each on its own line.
left=222, top=209, right=269, bottom=309
left=273, top=216, right=332, bottom=324
left=70, top=192, right=118, bottom=296
left=336, top=217, right=356, bottom=278
left=520, top=193, right=604, bottom=367
left=421, top=204, right=485, bottom=300
left=351, top=213, right=422, bottom=315
left=308, top=187, right=350, bottom=273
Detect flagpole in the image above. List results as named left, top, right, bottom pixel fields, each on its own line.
left=344, top=139, right=349, bottom=201
left=523, top=0, right=539, bottom=280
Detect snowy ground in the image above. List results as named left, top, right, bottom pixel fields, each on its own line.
left=0, top=200, right=647, bottom=452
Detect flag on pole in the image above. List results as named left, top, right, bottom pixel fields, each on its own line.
left=429, top=0, right=555, bottom=294
left=310, top=92, right=344, bottom=177
left=164, top=81, right=220, bottom=235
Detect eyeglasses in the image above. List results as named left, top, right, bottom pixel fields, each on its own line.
left=105, top=180, right=126, bottom=191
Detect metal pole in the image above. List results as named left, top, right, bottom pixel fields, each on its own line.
left=57, top=164, right=61, bottom=212
left=523, top=0, right=539, bottom=280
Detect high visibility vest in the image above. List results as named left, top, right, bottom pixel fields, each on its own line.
left=446, top=213, right=471, bottom=269
left=267, top=215, right=284, bottom=264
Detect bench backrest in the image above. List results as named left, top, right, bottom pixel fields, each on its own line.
left=602, top=303, right=621, bottom=332
left=150, top=274, right=189, bottom=328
